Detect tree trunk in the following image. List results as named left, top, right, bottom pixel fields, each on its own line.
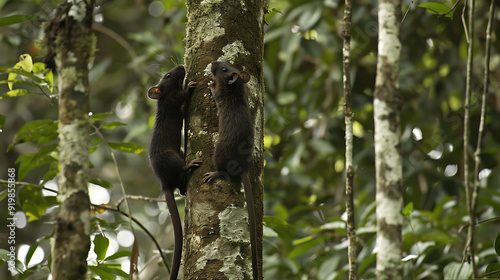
left=183, top=0, right=265, bottom=279
left=44, top=0, right=95, bottom=279
left=373, top=0, right=403, bottom=279
left=343, top=0, right=356, bottom=279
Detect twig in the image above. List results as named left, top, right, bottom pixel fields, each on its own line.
left=92, top=204, right=171, bottom=273
left=461, top=0, right=469, bottom=43
left=461, top=0, right=477, bottom=277
left=441, top=0, right=461, bottom=17
left=401, top=0, right=415, bottom=24
left=92, top=24, right=137, bottom=60
left=116, top=195, right=166, bottom=206
left=471, top=0, right=495, bottom=215
left=0, top=179, right=58, bottom=194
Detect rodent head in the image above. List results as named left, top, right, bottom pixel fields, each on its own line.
left=209, top=61, right=250, bottom=90
left=148, top=65, right=186, bottom=100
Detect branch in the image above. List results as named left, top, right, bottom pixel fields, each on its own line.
left=0, top=179, right=58, bottom=194
left=401, top=0, right=415, bottom=24
left=92, top=204, right=171, bottom=273
left=462, top=0, right=477, bottom=277
left=471, top=0, right=495, bottom=215
left=92, top=24, right=137, bottom=60
left=116, top=195, right=166, bottom=207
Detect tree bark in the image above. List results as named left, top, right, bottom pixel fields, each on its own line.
left=373, top=0, right=403, bottom=279
left=343, top=0, right=356, bottom=279
left=183, top=0, right=265, bottom=279
left=44, top=0, right=95, bottom=279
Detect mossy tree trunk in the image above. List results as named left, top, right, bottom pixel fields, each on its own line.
left=183, top=0, right=265, bottom=279
left=44, top=0, right=95, bottom=279
left=373, top=0, right=403, bottom=279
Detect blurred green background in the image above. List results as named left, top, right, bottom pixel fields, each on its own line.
left=0, top=0, right=499, bottom=279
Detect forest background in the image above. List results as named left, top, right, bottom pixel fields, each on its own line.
left=0, top=0, right=499, bottom=279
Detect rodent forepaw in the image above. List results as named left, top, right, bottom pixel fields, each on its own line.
left=208, top=80, right=214, bottom=87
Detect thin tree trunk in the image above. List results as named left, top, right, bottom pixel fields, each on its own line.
left=462, top=0, right=477, bottom=277
left=183, top=0, right=265, bottom=279
left=373, top=0, right=403, bottom=279
left=44, top=0, right=95, bottom=279
left=343, top=0, right=356, bottom=279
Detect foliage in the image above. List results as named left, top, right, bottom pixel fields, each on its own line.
left=0, top=0, right=499, bottom=279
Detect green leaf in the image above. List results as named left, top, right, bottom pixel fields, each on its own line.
left=402, top=202, right=413, bottom=217
left=0, top=0, right=8, bottom=10
left=0, top=114, right=5, bottom=131
left=289, top=235, right=330, bottom=258
left=16, top=145, right=58, bottom=180
left=0, top=189, right=7, bottom=201
left=45, top=196, right=59, bottom=208
left=495, top=231, right=500, bottom=256
left=89, top=263, right=129, bottom=279
left=93, top=234, right=110, bottom=261
left=443, top=262, right=473, bottom=280
left=0, top=248, right=8, bottom=264
left=44, top=70, right=54, bottom=92
left=104, top=250, right=132, bottom=261
left=42, top=162, right=59, bottom=184
left=89, top=178, right=114, bottom=189
left=485, top=263, right=500, bottom=278
left=17, top=153, right=56, bottom=180
left=7, top=55, right=34, bottom=90
left=8, top=120, right=57, bottom=150
left=37, top=133, right=58, bottom=146
left=18, top=54, right=33, bottom=72
left=101, top=121, right=127, bottom=130
left=32, top=62, right=46, bottom=73
left=418, top=3, right=453, bottom=18
left=18, top=185, right=47, bottom=221
left=0, top=79, right=34, bottom=87
left=88, top=264, right=115, bottom=280
left=108, top=142, right=145, bottom=154
left=7, top=71, right=16, bottom=90
left=263, top=216, right=294, bottom=240
left=0, top=89, right=32, bottom=99
left=0, top=248, right=24, bottom=272
left=0, top=14, right=38, bottom=26
left=265, top=8, right=283, bottom=22
left=25, top=244, right=38, bottom=267
left=91, top=112, right=112, bottom=121
left=0, top=67, right=44, bottom=82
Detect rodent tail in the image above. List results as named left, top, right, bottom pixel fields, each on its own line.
left=163, top=189, right=182, bottom=280
left=243, top=174, right=259, bottom=280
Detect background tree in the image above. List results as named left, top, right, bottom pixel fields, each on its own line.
left=43, top=0, right=95, bottom=278
left=0, top=0, right=499, bottom=279
left=342, top=0, right=356, bottom=278
left=373, top=0, right=403, bottom=279
left=182, top=0, right=265, bottom=278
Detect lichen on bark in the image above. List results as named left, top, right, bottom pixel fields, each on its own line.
left=183, top=0, right=265, bottom=279
left=44, top=1, right=95, bottom=279
left=374, top=0, right=403, bottom=279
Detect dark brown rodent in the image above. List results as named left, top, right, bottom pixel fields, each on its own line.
left=203, top=61, right=258, bottom=280
left=148, top=64, right=202, bottom=280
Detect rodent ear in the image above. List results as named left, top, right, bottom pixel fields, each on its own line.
left=239, top=71, right=250, bottom=83
left=228, top=73, right=239, bottom=85
left=148, top=87, right=161, bottom=100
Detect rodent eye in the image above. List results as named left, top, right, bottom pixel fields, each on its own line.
left=166, top=73, right=171, bottom=78
left=222, top=68, right=227, bottom=72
